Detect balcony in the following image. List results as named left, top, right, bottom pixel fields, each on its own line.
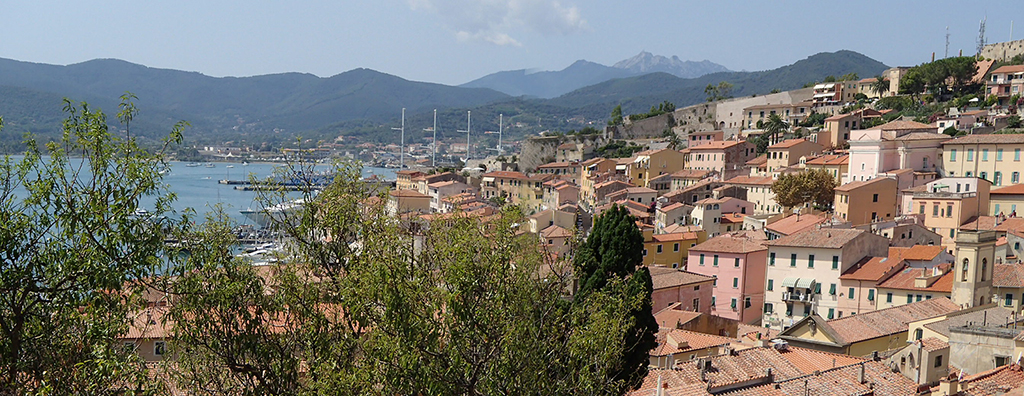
left=913, top=191, right=976, bottom=199
left=782, top=292, right=815, bottom=303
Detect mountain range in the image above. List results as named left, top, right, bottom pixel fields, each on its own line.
left=460, top=51, right=730, bottom=98
left=0, top=50, right=887, bottom=149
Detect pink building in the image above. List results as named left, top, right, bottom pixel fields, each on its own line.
left=683, top=141, right=757, bottom=173
left=649, top=267, right=716, bottom=315
left=845, top=120, right=947, bottom=185
left=685, top=231, right=768, bottom=324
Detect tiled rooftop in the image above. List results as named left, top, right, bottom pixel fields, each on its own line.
left=651, top=328, right=735, bottom=357
left=690, top=231, right=767, bottom=254
left=874, top=266, right=954, bottom=292
left=648, top=267, right=715, bottom=290
left=825, top=298, right=961, bottom=344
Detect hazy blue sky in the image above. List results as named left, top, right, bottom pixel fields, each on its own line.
left=0, top=1, right=1020, bottom=85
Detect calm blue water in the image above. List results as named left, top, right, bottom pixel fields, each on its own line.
left=4, top=157, right=396, bottom=227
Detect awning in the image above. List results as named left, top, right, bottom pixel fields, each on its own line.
left=795, top=278, right=816, bottom=289
left=782, top=277, right=799, bottom=288
left=813, top=93, right=835, bottom=98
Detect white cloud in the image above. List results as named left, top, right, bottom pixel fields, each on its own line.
left=409, top=0, right=587, bottom=46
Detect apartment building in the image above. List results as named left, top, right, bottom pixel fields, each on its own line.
left=941, top=134, right=1024, bottom=186
left=909, top=178, right=991, bottom=246
left=986, top=65, right=1024, bottom=106
left=833, top=177, right=898, bottom=226
left=846, top=120, right=946, bottom=185
left=683, top=141, right=756, bottom=174
left=765, top=139, right=822, bottom=175
left=686, top=231, right=768, bottom=324
left=625, top=148, right=685, bottom=188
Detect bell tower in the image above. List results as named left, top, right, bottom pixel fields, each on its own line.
left=952, top=230, right=996, bottom=308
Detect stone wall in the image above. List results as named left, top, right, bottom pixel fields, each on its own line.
left=519, top=134, right=606, bottom=172
left=981, top=39, right=1024, bottom=61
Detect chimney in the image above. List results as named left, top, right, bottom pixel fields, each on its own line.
left=871, top=350, right=879, bottom=361
left=939, top=378, right=959, bottom=394
left=857, top=363, right=866, bottom=384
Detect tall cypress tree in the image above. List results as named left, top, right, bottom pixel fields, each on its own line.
left=574, top=204, right=658, bottom=391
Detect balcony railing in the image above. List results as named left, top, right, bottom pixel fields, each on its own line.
left=782, top=292, right=815, bottom=303
left=914, top=191, right=976, bottom=199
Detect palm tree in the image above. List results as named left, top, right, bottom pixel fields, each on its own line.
left=763, top=113, right=789, bottom=145
left=870, top=76, right=890, bottom=98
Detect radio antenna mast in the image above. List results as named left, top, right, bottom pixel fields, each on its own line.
left=457, top=111, right=471, bottom=163
left=391, top=108, right=405, bottom=169
left=424, top=109, right=437, bottom=168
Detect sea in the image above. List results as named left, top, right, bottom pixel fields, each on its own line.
left=3, top=157, right=396, bottom=227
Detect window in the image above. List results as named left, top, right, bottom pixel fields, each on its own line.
left=699, top=254, right=705, bottom=265
left=808, top=254, right=815, bottom=268
left=907, top=294, right=913, bottom=303
left=982, top=259, right=988, bottom=281
left=829, top=283, right=837, bottom=295
left=981, top=171, right=988, bottom=181
left=693, top=298, right=700, bottom=311
left=643, top=249, right=648, bottom=257
left=997, top=171, right=1003, bottom=186
left=998, top=149, right=1004, bottom=161
left=919, top=204, right=925, bottom=214
left=154, top=341, right=166, bottom=356
left=914, top=329, right=923, bottom=340
left=1017, top=148, right=1022, bottom=161
left=827, top=308, right=835, bottom=319
left=982, top=149, right=989, bottom=161
left=673, top=243, right=679, bottom=252
left=657, top=244, right=663, bottom=254
left=886, top=292, right=893, bottom=303
left=967, top=149, right=975, bottom=161
left=744, top=297, right=751, bottom=308
left=769, top=252, right=775, bottom=266
left=731, top=298, right=738, bottom=310
left=935, top=355, right=944, bottom=368
left=848, top=287, right=855, bottom=299
left=713, top=255, right=719, bottom=267
left=947, top=204, right=953, bottom=218
left=962, top=258, right=970, bottom=281
left=732, top=277, right=739, bottom=288
left=916, top=294, right=923, bottom=302
left=996, top=356, right=1009, bottom=367
left=790, top=253, right=797, bottom=267
left=803, top=305, right=811, bottom=316
left=950, top=149, right=957, bottom=162
left=785, top=304, right=792, bottom=316
left=832, top=256, right=839, bottom=270
left=767, top=279, right=774, bottom=291
left=1014, top=172, right=1020, bottom=183
left=868, top=289, right=875, bottom=301
left=814, top=283, right=821, bottom=294
left=734, top=258, right=740, bottom=268
left=1006, top=293, right=1014, bottom=307
left=712, top=296, right=716, bottom=306
left=872, top=193, right=878, bottom=202
left=764, top=303, right=774, bottom=314
left=933, top=205, right=939, bottom=216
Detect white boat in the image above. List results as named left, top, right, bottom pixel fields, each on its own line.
left=226, top=165, right=235, bottom=168
left=204, top=163, right=215, bottom=168
left=240, top=199, right=304, bottom=227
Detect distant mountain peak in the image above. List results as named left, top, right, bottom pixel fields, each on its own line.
left=612, top=51, right=729, bottom=79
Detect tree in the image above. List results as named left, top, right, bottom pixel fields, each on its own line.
left=705, top=81, right=734, bottom=102
left=762, top=113, right=790, bottom=145
left=870, top=76, right=890, bottom=97
left=840, top=72, right=859, bottom=81
left=771, top=169, right=837, bottom=210
left=1008, top=115, right=1022, bottom=129
left=573, top=205, right=657, bottom=392
left=609, top=105, right=624, bottom=126
left=0, top=97, right=185, bottom=393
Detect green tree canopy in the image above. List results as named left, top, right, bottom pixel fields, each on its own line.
left=771, top=169, right=838, bottom=209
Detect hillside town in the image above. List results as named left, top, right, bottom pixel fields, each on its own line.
left=275, top=43, right=1024, bottom=395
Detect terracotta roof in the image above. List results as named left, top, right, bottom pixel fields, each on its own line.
left=722, top=360, right=916, bottom=396
left=875, top=266, right=954, bottom=292
left=991, top=64, right=1024, bottom=74
left=662, top=224, right=704, bottom=234
left=892, top=132, right=948, bottom=141
left=922, top=306, right=1017, bottom=338
left=123, top=306, right=172, bottom=340
left=834, top=176, right=894, bottom=192
left=654, top=302, right=703, bottom=329
left=919, top=337, right=948, bottom=353
left=396, top=170, right=426, bottom=176
left=721, top=213, right=746, bottom=224
left=776, top=346, right=865, bottom=375
left=825, top=298, right=961, bottom=344
left=671, top=169, right=712, bottom=179
left=690, top=231, right=767, bottom=254
left=994, top=263, right=1024, bottom=288
left=895, top=245, right=946, bottom=261
left=427, top=180, right=465, bottom=188
left=825, top=112, right=859, bottom=121
left=389, top=189, right=430, bottom=198
left=556, top=143, right=577, bottom=150
left=944, top=134, right=1024, bottom=145
left=724, top=175, right=774, bottom=186
left=633, top=347, right=807, bottom=394
left=537, top=161, right=576, bottom=169
left=878, top=119, right=934, bottom=131
left=839, top=256, right=905, bottom=281
left=580, top=157, right=608, bottom=167
left=737, top=323, right=779, bottom=342
left=688, top=141, right=744, bottom=150
left=804, top=154, right=849, bottom=165
left=624, top=186, right=657, bottom=194
left=995, top=217, right=1024, bottom=232
left=481, top=170, right=529, bottom=180
left=959, top=216, right=1001, bottom=231
left=648, top=267, right=715, bottom=290
left=763, top=214, right=826, bottom=237
left=956, top=361, right=1024, bottom=395
left=768, top=139, right=818, bottom=149
left=745, top=154, right=767, bottom=166
left=992, top=185, right=1024, bottom=195
left=651, top=328, right=735, bottom=357
left=540, top=225, right=572, bottom=239
left=659, top=202, right=687, bottom=212
left=651, top=232, right=701, bottom=243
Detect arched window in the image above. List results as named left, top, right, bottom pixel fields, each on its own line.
left=962, top=258, right=970, bottom=282
left=982, top=258, right=988, bottom=281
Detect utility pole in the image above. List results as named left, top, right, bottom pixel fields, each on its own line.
left=457, top=111, right=471, bottom=163
left=945, top=26, right=950, bottom=59
left=392, top=108, right=405, bottom=169
left=424, top=109, right=437, bottom=168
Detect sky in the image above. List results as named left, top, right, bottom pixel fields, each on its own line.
left=0, top=1, right=1020, bottom=86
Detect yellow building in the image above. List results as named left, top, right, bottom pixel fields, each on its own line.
left=941, top=134, right=1024, bottom=186
left=766, top=139, right=822, bottom=176
left=626, top=148, right=685, bottom=188
left=777, top=298, right=961, bottom=356
left=802, top=154, right=849, bottom=183
left=990, top=184, right=1024, bottom=216
left=910, top=178, right=991, bottom=246
left=579, top=158, right=618, bottom=208
left=833, top=177, right=898, bottom=226
left=395, top=170, right=426, bottom=191
left=641, top=229, right=706, bottom=268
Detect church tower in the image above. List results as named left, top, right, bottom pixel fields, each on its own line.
left=952, top=230, right=996, bottom=308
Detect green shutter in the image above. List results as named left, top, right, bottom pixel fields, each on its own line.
left=814, top=283, right=821, bottom=294
left=731, top=298, right=737, bottom=309
left=907, top=294, right=913, bottom=303
left=829, top=284, right=836, bottom=295
left=886, top=293, right=893, bottom=303
left=828, top=308, right=835, bottom=319
left=832, top=256, right=839, bottom=269
left=849, top=287, right=855, bottom=299
left=868, top=289, right=875, bottom=301
left=767, top=279, right=774, bottom=291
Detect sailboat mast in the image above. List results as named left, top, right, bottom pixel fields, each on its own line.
left=466, top=111, right=471, bottom=162
left=432, top=109, right=437, bottom=168
left=498, top=113, right=503, bottom=155
left=392, top=108, right=406, bottom=169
